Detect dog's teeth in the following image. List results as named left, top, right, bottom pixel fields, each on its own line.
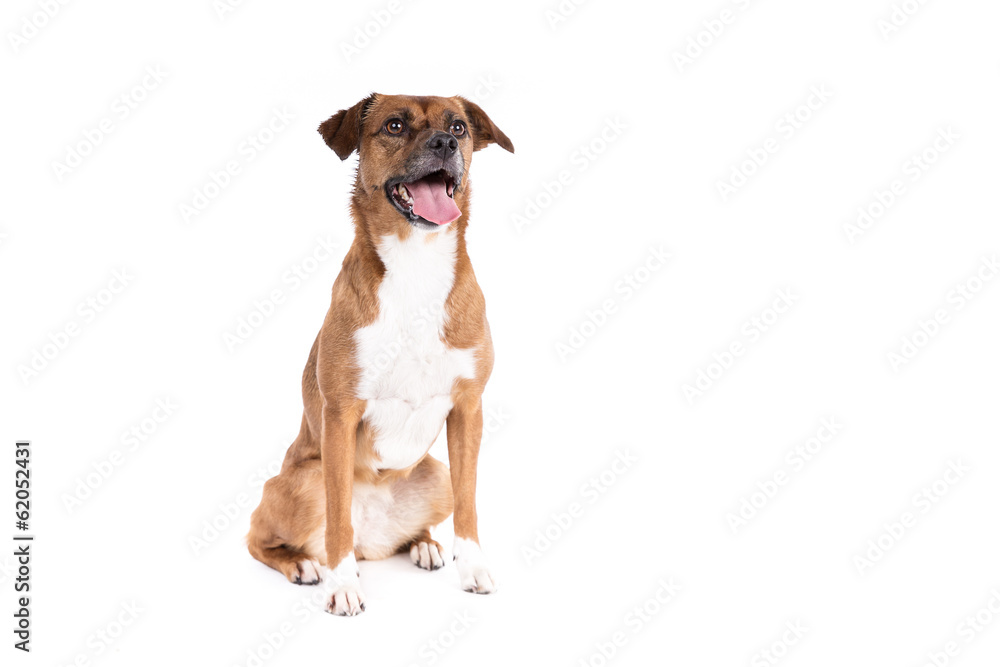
left=395, top=184, right=412, bottom=204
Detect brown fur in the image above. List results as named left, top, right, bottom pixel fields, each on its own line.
left=247, top=94, right=512, bottom=594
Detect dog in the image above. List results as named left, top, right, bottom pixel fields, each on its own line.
left=247, top=94, right=513, bottom=616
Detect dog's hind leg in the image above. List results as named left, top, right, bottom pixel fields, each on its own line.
left=404, top=527, right=446, bottom=571
left=391, top=455, right=454, bottom=571
left=247, top=538, right=322, bottom=585
left=247, top=455, right=326, bottom=585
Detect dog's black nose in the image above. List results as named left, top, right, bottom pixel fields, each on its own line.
left=427, top=131, right=458, bottom=158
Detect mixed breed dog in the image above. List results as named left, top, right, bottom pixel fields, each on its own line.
left=247, top=94, right=513, bottom=616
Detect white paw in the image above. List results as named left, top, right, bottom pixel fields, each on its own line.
left=293, top=559, right=322, bottom=585
left=321, top=553, right=366, bottom=616
left=410, top=540, right=446, bottom=571
left=453, top=537, right=497, bottom=594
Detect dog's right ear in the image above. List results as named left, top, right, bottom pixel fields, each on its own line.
left=318, top=94, right=377, bottom=160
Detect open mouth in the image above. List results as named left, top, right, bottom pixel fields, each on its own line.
left=386, top=169, right=461, bottom=227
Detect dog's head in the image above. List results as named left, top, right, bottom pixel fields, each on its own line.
left=318, top=94, right=513, bottom=232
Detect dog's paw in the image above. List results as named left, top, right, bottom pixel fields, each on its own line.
left=321, top=553, right=366, bottom=616
left=325, top=581, right=366, bottom=616
left=409, top=539, right=445, bottom=571
left=288, top=559, right=322, bottom=585
left=453, top=537, right=497, bottom=594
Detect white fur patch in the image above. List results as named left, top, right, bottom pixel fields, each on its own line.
left=350, top=482, right=398, bottom=557
left=453, top=537, right=496, bottom=594
left=322, top=552, right=366, bottom=616
left=305, top=484, right=416, bottom=560
left=354, top=228, right=477, bottom=471
left=324, top=551, right=359, bottom=584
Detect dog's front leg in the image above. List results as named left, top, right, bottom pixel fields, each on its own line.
left=447, top=396, right=497, bottom=594
left=320, top=402, right=365, bottom=616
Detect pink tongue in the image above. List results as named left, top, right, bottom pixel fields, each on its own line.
left=405, top=175, right=461, bottom=225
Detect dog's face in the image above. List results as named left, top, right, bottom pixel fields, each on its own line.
left=319, top=94, right=513, bottom=232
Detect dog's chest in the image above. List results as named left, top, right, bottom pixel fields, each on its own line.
left=353, top=230, right=476, bottom=470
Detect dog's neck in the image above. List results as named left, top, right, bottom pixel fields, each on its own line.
left=342, top=203, right=474, bottom=306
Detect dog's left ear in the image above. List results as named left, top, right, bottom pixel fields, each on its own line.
left=457, top=97, right=514, bottom=154
left=318, top=94, right=377, bottom=160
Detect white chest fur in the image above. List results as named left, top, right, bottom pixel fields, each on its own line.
left=353, top=228, right=477, bottom=470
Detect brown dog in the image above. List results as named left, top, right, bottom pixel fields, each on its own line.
left=247, top=94, right=513, bottom=616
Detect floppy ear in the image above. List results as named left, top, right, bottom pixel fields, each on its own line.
left=318, top=94, right=377, bottom=160
left=457, top=97, right=514, bottom=153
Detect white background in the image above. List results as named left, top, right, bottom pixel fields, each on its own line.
left=2, top=0, right=1000, bottom=665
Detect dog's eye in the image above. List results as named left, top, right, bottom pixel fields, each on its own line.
left=449, top=121, right=466, bottom=137
left=385, top=119, right=405, bottom=135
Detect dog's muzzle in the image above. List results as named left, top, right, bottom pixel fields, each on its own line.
left=385, top=132, right=464, bottom=228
